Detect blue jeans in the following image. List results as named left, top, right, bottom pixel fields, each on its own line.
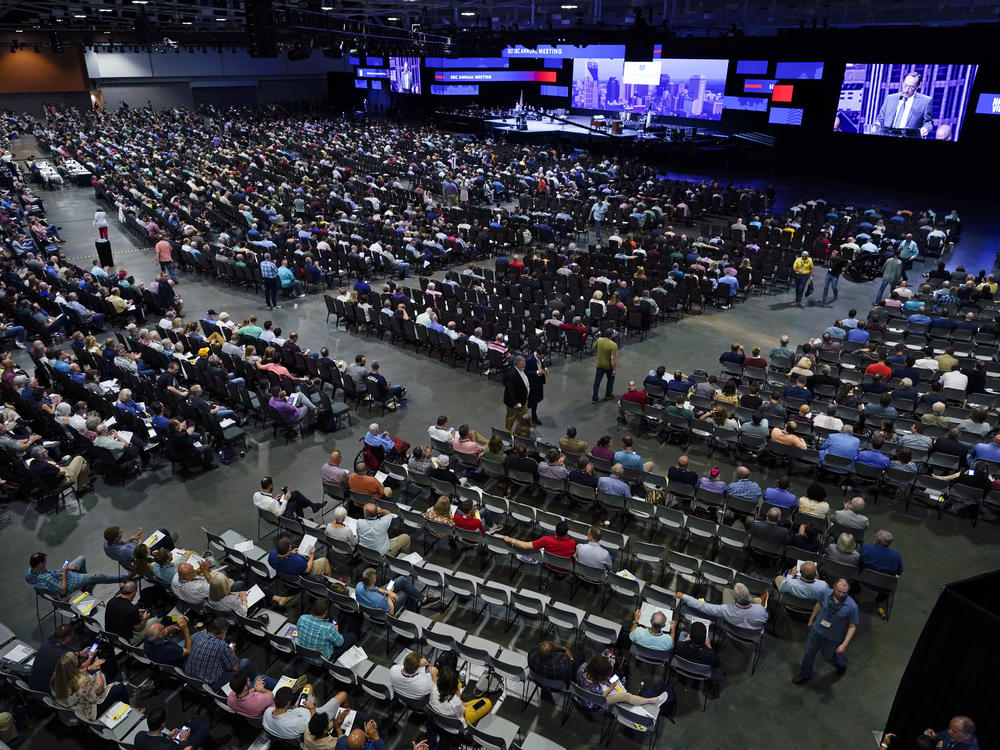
left=3, top=326, right=26, bottom=342
left=211, top=657, right=279, bottom=691
left=283, top=280, right=303, bottom=296
left=215, top=408, right=237, bottom=421
left=794, top=273, right=810, bottom=303
left=874, top=278, right=893, bottom=303
left=391, top=576, right=425, bottom=612
left=822, top=273, right=839, bottom=302
left=800, top=628, right=846, bottom=678
left=388, top=385, right=404, bottom=397
left=396, top=262, right=411, bottom=278
left=593, top=368, right=615, bottom=402
left=160, top=261, right=176, bottom=281
left=593, top=218, right=603, bottom=239
left=228, top=376, right=246, bottom=387
left=67, top=555, right=129, bottom=589
left=86, top=313, right=106, bottom=330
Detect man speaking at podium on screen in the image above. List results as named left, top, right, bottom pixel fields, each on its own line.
left=876, top=71, right=933, bottom=137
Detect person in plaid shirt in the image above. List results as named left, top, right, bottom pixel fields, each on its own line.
left=295, top=599, right=357, bottom=664
left=260, top=253, right=279, bottom=310
left=185, top=617, right=265, bottom=690
left=25, top=551, right=127, bottom=596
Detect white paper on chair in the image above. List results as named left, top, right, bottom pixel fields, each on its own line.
left=99, top=701, right=132, bottom=728
left=399, top=551, right=423, bottom=564
left=276, top=675, right=297, bottom=690
left=688, top=616, right=712, bottom=638
left=615, top=569, right=637, bottom=580
left=219, top=418, right=236, bottom=428
left=2, top=645, right=33, bottom=663
left=339, top=709, right=358, bottom=734
left=233, top=540, right=255, bottom=553
left=245, top=585, right=266, bottom=609
left=637, top=602, right=672, bottom=629
left=374, top=471, right=388, bottom=484
left=298, top=534, right=318, bottom=557
left=335, top=645, right=367, bottom=670
left=104, top=416, right=116, bottom=428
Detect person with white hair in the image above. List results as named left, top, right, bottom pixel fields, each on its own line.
left=674, top=582, right=769, bottom=632
left=324, top=506, right=358, bottom=549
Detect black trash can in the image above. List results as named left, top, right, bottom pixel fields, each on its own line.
left=95, top=238, right=114, bottom=267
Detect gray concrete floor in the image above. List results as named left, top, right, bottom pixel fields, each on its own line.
left=4, top=150, right=1000, bottom=750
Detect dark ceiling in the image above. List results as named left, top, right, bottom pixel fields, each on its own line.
left=1, top=0, right=997, bottom=50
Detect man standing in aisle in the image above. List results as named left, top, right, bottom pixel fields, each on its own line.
left=792, top=251, right=813, bottom=307
left=875, top=252, right=903, bottom=303
left=502, top=356, right=530, bottom=431
left=898, top=233, right=919, bottom=281
left=260, top=253, right=279, bottom=311
left=589, top=196, right=610, bottom=241
left=592, top=329, right=618, bottom=404
left=792, top=578, right=858, bottom=684
left=821, top=249, right=848, bottom=305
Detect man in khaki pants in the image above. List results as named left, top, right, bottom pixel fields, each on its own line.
left=29, top=445, right=91, bottom=493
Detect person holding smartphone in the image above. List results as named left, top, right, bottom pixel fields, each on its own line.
left=263, top=684, right=350, bottom=740
left=133, top=707, right=211, bottom=750
left=428, top=666, right=493, bottom=727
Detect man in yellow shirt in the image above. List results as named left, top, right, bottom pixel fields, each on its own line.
left=792, top=251, right=814, bottom=307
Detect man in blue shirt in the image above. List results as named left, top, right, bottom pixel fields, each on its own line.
left=907, top=308, right=931, bottom=326
left=855, top=434, right=891, bottom=470
left=792, top=578, right=859, bottom=684
left=923, top=717, right=980, bottom=750
left=966, top=434, right=1000, bottom=467
left=597, top=464, right=631, bottom=497
left=860, top=529, right=903, bottom=574
left=726, top=466, right=762, bottom=504
left=267, top=536, right=331, bottom=578
left=763, top=476, right=796, bottom=508
left=613, top=436, right=648, bottom=472
left=820, top=426, right=860, bottom=471
left=667, top=370, right=695, bottom=394
left=355, top=566, right=438, bottom=614
left=259, top=254, right=279, bottom=310
left=782, top=377, right=813, bottom=402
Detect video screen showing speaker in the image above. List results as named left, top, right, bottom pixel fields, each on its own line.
left=573, top=57, right=728, bottom=119
left=388, top=56, right=421, bottom=94
left=834, top=63, right=979, bottom=141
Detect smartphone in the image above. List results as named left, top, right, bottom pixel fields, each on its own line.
left=298, top=686, right=311, bottom=707
left=62, top=560, right=70, bottom=568
left=89, top=642, right=99, bottom=654
left=471, top=699, right=487, bottom=711
left=330, top=619, right=338, bottom=628
left=229, top=642, right=236, bottom=649
left=385, top=580, right=395, bottom=592
left=179, top=725, right=189, bottom=736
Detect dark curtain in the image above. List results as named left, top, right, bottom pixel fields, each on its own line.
left=885, top=569, right=1000, bottom=748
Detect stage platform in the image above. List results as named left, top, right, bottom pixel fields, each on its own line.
left=483, top=114, right=645, bottom=139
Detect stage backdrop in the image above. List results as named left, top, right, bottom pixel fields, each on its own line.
left=885, top=569, right=1000, bottom=750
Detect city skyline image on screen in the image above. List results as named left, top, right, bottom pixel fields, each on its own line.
left=572, top=57, right=728, bottom=120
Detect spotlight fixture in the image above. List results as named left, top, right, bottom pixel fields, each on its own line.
left=460, top=11, right=475, bottom=15
left=97, top=6, right=112, bottom=11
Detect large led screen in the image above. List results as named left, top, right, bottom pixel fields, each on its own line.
left=388, top=57, right=421, bottom=94
left=572, top=57, right=728, bottom=120
left=834, top=63, right=979, bottom=141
